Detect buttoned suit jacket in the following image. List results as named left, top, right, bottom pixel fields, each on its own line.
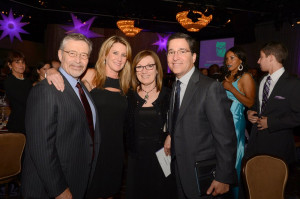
left=21, top=74, right=101, bottom=199
left=168, top=68, right=237, bottom=198
left=244, top=71, right=300, bottom=164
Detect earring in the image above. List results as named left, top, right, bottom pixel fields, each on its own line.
left=238, top=64, right=243, bottom=71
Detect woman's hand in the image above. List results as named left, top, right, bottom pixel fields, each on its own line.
left=164, top=135, right=171, bottom=156
left=46, top=68, right=65, bottom=92
left=222, top=77, right=234, bottom=91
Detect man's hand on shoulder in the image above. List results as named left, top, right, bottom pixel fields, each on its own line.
left=55, top=188, right=72, bottom=199
left=207, top=180, right=229, bottom=196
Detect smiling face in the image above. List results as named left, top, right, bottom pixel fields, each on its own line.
left=105, top=42, right=127, bottom=77
left=167, top=38, right=196, bottom=79
left=225, top=51, right=242, bottom=72
left=8, top=59, right=26, bottom=77
left=58, top=40, right=89, bottom=79
left=136, top=55, right=157, bottom=87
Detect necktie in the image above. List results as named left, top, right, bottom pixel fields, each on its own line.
left=172, top=80, right=181, bottom=133
left=76, top=82, right=94, bottom=158
left=261, top=76, right=271, bottom=114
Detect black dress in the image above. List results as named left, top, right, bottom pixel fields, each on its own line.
left=125, top=86, right=177, bottom=199
left=86, top=77, right=127, bottom=198
left=4, top=74, right=32, bottom=133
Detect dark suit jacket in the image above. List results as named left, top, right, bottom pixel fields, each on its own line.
left=168, top=68, right=237, bottom=198
left=244, top=71, right=300, bottom=164
left=21, top=75, right=101, bottom=199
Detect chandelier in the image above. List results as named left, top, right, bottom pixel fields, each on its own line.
left=176, top=10, right=213, bottom=32
left=116, top=20, right=142, bottom=37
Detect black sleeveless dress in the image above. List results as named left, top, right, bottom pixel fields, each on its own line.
left=86, top=77, right=127, bottom=198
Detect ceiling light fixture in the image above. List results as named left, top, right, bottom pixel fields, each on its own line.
left=117, top=20, right=142, bottom=37
left=176, top=10, right=212, bottom=32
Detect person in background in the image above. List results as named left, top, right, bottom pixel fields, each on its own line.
left=125, top=50, right=177, bottom=199
left=46, top=35, right=132, bottom=199
left=3, top=50, right=32, bottom=133
left=199, top=68, right=208, bottom=76
left=208, top=64, right=222, bottom=81
left=165, top=32, right=237, bottom=199
left=22, top=33, right=101, bottom=199
left=243, top=41, right=300, bottom=198
left=32, top=61, right=52, bottom=86
left=222, top=46, right=256, bottom=199
left=51, top=59, right=61, bottom=70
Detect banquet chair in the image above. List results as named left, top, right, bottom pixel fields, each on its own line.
left=0, top=132, right=26, bottom=198
left=242, top=154, right=288, bottom=199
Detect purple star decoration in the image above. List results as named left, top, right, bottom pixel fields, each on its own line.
left=152, top=33, right=171, bottom=73
left=0, top=9, right=29, bottom=42
left=152, top=34, right=170, bottom=52
left=61, top=13, right=103, bottom=38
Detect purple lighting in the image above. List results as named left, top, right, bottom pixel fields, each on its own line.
left=0, top=9, right=29, bottom=42
left=152, top=34, right=170, bottom=52
left=61, top=14, right=103, bottom=38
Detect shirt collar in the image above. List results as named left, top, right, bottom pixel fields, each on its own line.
left=59, top=67, right=79, bottom=88
left=176, top=66, right=195, bottom=86
left=269, top=67, right=285, bottom=83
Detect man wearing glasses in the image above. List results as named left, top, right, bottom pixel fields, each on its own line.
left=165, top=32, right=237, bottom=199
left=22, top=33, right=101, bottom=199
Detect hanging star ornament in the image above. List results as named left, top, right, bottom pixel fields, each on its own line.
left=0, top=9, right=29, bottom=42
left=152, top=34, right=170, bottom=52
left=61, top=13, right=103, bottom=38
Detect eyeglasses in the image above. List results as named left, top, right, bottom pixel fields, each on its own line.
left=62, top=50, right=89, bottom=60
left=167, top=49, right=191, bottom=56
left=135, top=64, right=156, bottom=72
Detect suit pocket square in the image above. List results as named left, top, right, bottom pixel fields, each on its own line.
left=274, top=96, right=285, bottom=100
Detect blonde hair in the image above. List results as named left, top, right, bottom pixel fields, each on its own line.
left=131, top=50, right=163, bottom=92
left=93, top=35, right=132, bottom=94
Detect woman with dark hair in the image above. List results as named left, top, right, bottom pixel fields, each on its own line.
left=32, top=61, right=52, bottom=86
left=4, top=50, right=32, bottom=133
left=125, top=50, right=177, bottom=199
left=222, top=46, right=256, bottom=199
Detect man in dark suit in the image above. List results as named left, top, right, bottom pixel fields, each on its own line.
left=166, top=32, right=237, bottom=199
left=21, top=33, right=101, bottom=199
left=245, top=41, right=300, bottom=165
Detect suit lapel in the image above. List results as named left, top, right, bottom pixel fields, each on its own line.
left=268, top=71, right=288, bottom=100
left=176, top=69, right=200, bottom=124
left=168, top=81, right=176, bottom=133
left=260, top=71, right=288, bottom=114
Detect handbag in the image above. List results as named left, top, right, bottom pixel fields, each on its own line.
left=194, top=159, right=216, bottom=196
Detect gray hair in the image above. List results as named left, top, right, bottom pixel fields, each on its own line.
left=59, top=33, right=93, bottom=55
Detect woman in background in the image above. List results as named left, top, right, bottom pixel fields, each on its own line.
left=32, top=61, right=51, bottom=86
left=125, top=50, right=177, bottom=199
left=222, top=46, right=256, bottom=199
left=4, top=50, right=32, bottom=133
left=46, top=35, right=132, bottom=199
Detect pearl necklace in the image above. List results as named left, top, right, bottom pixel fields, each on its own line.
left=141, top=85, right=156, bottom=103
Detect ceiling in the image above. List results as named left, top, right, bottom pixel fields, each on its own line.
left=1, top=0, right=300, bottom=43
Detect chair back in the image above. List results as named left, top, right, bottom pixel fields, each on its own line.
left=242, top=154, right=288, bottom=199
left=0, top=133, right=26, bottom=182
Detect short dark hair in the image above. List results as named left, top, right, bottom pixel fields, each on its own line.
left=260, top=42, right=288, bottom=64
left=5, top=50, right=25, bottom=68
left=167, top=32, right=197, bottom=54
